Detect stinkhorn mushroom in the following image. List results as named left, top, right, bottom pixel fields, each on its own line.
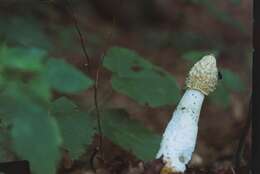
left=156, top=54, right=219, bottom=173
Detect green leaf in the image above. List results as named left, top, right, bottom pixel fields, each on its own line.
left=102, top=109, right=161, bottom=161
left=0, top=45, right=51, bottom=102
left=0, top=88, right=61, bottom=174
left=103, top=47, right=180, bottom=107
left=45, top=58, right=93, bottom=94
left=24, top=75, right=51, bottom=102
left=221, top=68, right=245, bottom=92
left=51, top=97, right=95, bottom=159
left=0, top=16, right=52, bottom=49
left=103, top=47, right=153, bottom=78
left=11, top=113, right=61, bottom=174
left=0, top=46, right=46, bottom=72
left=182, top=50, right=219, bottom=63
left=0, top=76, right=62, bottom=174
left=51, top=97, right=78, bottom=114
left=0, top=82, right=43, bottom=117
left=209, top=82, right=230, bottom=108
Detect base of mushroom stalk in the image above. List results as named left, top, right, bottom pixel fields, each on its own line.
left=160, top=165, right=179, bottom=174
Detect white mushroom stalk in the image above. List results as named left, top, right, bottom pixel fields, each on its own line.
left=156, top=54, right=218, bottom=173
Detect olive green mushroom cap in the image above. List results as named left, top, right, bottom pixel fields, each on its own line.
left=185, top=54, right=218, bottom=95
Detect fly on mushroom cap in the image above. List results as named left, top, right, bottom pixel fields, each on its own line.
left=185, top=54, right=218, bottom=95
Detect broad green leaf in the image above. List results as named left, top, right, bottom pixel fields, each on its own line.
left=102, top=109, right=161, bottom=161
left=221, top=68, right=245, bottom=92
left=103, top=47, right=153, bottom=78
left=11, top=113, right=61, bottom=174
left=111, top=70, right=180, bottom=107
left=0, top=87, right=62, bottom=174
left=0, top=16, right=52, bottom=49
left=51, top=97, right=78, bottom=114
left=24, top=75, right=51, bottom=102
left=45, top=58, right=93, bottom=94
left=103, top=47, right=180, bottom=107
left=51, top=97, right=95, bottom=159
left=209, top=82, right=230, bottom=108
left=0, top=45, right=50, bottom=101
left=0, top=82, right=43, bottom=116
left=182, top=50, right=219, bottom=63
left=0, top=47, right=46, bottom=72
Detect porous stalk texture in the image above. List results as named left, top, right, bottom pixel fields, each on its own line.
left=156, top=89, right=204, bottom=172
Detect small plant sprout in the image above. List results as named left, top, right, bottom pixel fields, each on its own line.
left=156, top=54, right=219, bottom=173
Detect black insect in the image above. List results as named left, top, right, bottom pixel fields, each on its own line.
left=218, top=71, right=222, bottom=80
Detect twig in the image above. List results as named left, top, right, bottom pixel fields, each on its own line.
left=89, top=147, right=99, bottom=172
left=87, top=88, right=114, bottom=114
left=62, top=0, right=123, bottom=167
left=64, top=0, right=105, bottom=160
left=92, top=12, right=117, bottom=159
left=233, top=94, right=252, bottom=171
left=93, top=63, right=104, bottom=158
left=65, top=0, right=91, bottom=70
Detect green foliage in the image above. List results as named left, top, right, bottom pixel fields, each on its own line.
left=0, top=84, right=61, bottom=174
left=45, top=58, right=93, bottom=94
left=209, top=82, right=230, bottom=108
left=221, top=68, right=245, bottom=92
left=103, top=47, right=181, bottom=107
left=51, top=97, right=95, bottom=159
left=182, top=50, right=219, bottom=63
left=0, top=16, right=51, bottom=50
left=25, top=75, right=51, bottom=102
left=53, top=26, right=105, bottom=57
left=0, top=45, right=94, bottom=97
left=11, top=113, right=61, bottom=174
left=0, top=44, right=95, bottom=174
left=102, top=109, right=161, bottom=161
left=209, top=68, right=245, bottom=108
left=50, top=98, right=161, bottom=161
left=0, top=46, right=47, bottom=72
